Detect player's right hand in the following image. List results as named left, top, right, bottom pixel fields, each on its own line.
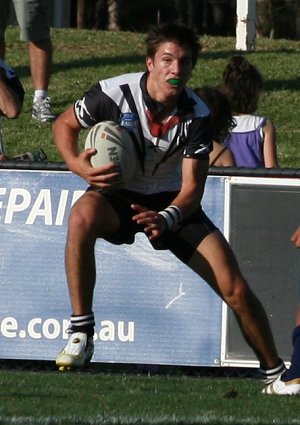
left=70, top=149, right=121, bottom=190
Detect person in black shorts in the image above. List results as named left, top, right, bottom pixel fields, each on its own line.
left=53, top=23, right=285, bottom=385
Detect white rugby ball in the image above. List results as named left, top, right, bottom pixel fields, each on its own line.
left=85, top=121, right=137, bottom=186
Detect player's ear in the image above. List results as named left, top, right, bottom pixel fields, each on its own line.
left=146, top=56, right=154, bottom=72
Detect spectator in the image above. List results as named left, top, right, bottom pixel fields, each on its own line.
left=195, top=86, right=235, bottom=167
left=219, top=55, right=279, bottom=168
left=0, top=0, right=56, bottom=123
left=263, top=225, right=300, bottom=395
left=0, top=58, right=24, bottom=159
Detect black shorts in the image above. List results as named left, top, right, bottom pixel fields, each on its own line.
left=91, top=188, right=217, bottom=264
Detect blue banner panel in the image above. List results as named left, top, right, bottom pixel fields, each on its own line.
left=0, top=171, right=224, bottom=366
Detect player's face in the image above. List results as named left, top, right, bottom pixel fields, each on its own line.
left=146, top=41, right=194, bottom=103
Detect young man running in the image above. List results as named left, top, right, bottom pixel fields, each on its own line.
left=53, top=23, right=284, bottom=385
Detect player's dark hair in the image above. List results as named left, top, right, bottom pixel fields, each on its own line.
left=195, top=86, right=235, bottom=142
left=145, top=23, right=201, bottom=68
left=219, top=55, right=264, bottom=114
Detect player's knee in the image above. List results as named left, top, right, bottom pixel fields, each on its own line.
left=222, top=278, right=249, bottom=312
left=68, top=206, right=95, bottom=237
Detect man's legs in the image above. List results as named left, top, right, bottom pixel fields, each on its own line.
left=56, top=191, right=121, bottom=370
left=187, top=229, right=284, bottom=374
left=29, top=39, right=52, bottom=94
left=13, top=0, right=56, bottom=121
left=29, top=38, right=56, bottom=122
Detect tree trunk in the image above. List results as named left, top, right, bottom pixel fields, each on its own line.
left=77, top=0, right=85, bottom=29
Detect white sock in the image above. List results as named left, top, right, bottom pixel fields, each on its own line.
left=34, top=90, right=48, bottom=101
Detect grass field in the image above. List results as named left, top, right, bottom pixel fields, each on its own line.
left=1, top=364, right=300, bottom=425
left=1, top=26, right=300, bottom=167
left=1, top=27, right=300, bottom=425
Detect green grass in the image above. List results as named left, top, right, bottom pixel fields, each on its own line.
left=0, top=369, right=300, bottom=425
left=1, top=26, right=300, bottom=167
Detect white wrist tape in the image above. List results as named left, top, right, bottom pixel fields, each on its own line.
left=158, top=205, right=183, bottom=230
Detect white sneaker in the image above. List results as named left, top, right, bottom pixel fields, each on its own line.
left=262, top=375, right=300, bottom=395
left=56, top=332, right=94, bottom=371
left=32, top=97, right=56, bottom=122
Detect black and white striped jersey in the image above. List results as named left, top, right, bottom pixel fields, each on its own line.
left=74, top=72, right=212, bottom=194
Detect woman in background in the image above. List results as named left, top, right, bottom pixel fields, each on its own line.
left=219, top=55, right=279, bottom=168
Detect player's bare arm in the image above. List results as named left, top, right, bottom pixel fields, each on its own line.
left=132, top=156, right=209, bottom=240
left=53, top=106, right=121, bottom=189
left=173, top=156, right=209, bottom=215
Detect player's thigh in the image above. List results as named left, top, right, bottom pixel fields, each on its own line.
left=69, top=190, right=120, bottom=238
left=12, top=0, right=50, bottom=41
left=188, top=229, right=244, bottom=297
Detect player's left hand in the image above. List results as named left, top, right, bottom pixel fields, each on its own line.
left=131, top=204, right=166, bottom=240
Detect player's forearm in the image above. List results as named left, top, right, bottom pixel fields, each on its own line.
left=54, top=135, right=80, bottom=169
left=53, top=114, right=81, bottom=168
left=170, top=182, right=205, bottom=220
left=170, top=157, right=208, bottom=219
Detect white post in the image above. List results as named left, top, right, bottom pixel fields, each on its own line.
left=236, top=0, right=256, bottom=51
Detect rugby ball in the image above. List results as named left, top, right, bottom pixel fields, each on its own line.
left=85, top=121, right=137, bottom=186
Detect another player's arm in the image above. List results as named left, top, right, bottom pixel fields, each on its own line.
left=53, top=106, right=120, bottom=189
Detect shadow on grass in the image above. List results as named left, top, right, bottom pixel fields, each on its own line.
left=201, top=48, right=299, bottom=59
left=15, top=54, right=145, bottom=79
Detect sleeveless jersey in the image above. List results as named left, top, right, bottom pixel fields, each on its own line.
left=74, top=72, right=212, bottom=194
left=223, top=115, right=267, bottom=168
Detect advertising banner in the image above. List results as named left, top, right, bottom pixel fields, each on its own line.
left=0, top=170, right=224, bottom=367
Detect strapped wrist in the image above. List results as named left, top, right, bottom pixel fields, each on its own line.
left=158, top=205, right=183, bottom=231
